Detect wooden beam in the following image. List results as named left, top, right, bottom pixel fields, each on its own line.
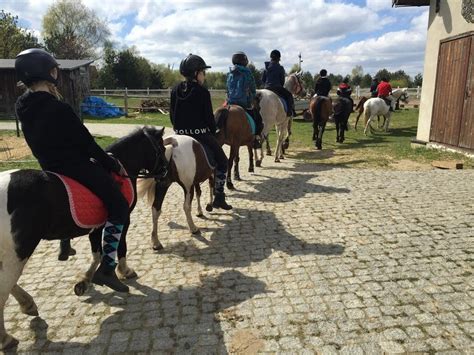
left=431, top=160, right=464, bottom=169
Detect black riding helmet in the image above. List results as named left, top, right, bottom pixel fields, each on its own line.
left=270, top=49, right=281, bottom=61
left=232, top=51, right=248, bottom=66
left=15, top=48, right=59, bottom=85
left=179, top=54, right=211, bottom=79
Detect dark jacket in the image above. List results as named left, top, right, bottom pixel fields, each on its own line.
left=170, top=81, right=216, bottom=135
left=262, top=61, right=285, bottom=88
left=314, top=77, right=332, bottom=96
left=15, top=91, right=118, bottom=171
left=370, top=80, right=379, bottom=97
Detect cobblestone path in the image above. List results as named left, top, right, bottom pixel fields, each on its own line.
left=2, top=150, right=473, bottom=354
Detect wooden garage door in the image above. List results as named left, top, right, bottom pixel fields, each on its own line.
left=430, top=33, right=473, bottom=149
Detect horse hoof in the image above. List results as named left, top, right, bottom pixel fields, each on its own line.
left=274, top=159, right=280, bottom=163
left=227, top=182, right=235, bottom=190
left=21, top=303, right=39, bottom=317
left=248, top=167, right=254, bottom=173
left=153, top=243, right=164, bottom=251
left=255, top=160, right=261, bottom=167
left=69, top=247, right=77, bottom=256
left=206, top=204, right=213, bottom=212
left=74, top=281, right=89, bottom=296
left=124, top=271, right=138, bottom=279
left=266, top=151, right=272, bottom=156
left=1, top=334, right=19, bottom=350
left=192, top=229, right=201, bottom=235
left=234, top=176, right=242, bottom=181
left=196, top=213, right=204, bottom=218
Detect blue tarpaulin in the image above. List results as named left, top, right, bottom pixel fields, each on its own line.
left=81, top=96, right=124, bottom=118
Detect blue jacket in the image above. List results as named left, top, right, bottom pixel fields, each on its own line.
left=226, top=65, right=256, bottom=108
left=262, top=61, right=285, bottom=88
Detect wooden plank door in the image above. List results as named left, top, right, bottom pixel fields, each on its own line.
left=430, top=35, right=472, bottom=147
left=459, top=35, right=474, bottom=150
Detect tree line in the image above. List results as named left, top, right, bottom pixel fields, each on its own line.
left=1, top=0, right=423, bottom=90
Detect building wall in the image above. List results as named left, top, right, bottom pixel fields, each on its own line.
left=417, top=0, right=473, bottom=142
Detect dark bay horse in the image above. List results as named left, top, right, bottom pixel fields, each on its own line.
left=333, top=96, right=353, bottom=143
left=0, top=126, right=168, bottom=350
left=136, top=134, right=215, bottom=251
left=215, top=105, right=256, bottom=190
left=310, top=96, right=333, bottom=150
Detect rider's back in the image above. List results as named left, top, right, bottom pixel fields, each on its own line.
left=263, top=61, right=285, bottom=88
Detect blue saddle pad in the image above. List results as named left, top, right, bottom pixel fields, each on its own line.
left=279, top=97, right=289, bottom=114
left=245, top=112, right=256, bottom=135
left=200, top=143, right=216, bottom=168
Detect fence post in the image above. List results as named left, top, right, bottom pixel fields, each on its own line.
left=147, top=87, right=150, bottom=96
left=103, top=87, right=106, bottom=96
left=124, top=87, right=129, bottom=117
left=417, top=86, right=420, bottom=99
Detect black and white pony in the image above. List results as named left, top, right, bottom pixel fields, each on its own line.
left=0, top=126, right=168, bottom=350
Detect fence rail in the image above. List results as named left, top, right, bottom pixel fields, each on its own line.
left=87, top=86, right=422, bottom=117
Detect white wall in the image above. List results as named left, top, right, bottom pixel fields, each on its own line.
left=417, top=0, right=473, bottom=142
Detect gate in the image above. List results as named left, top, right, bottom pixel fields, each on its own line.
left=430, top=32, right=474, bottom=150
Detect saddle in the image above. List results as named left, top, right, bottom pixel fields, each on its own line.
left=48, top=171, right=134, bottom=229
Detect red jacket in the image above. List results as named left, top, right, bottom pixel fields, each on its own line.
left=377, top=81, right=392, bottom=97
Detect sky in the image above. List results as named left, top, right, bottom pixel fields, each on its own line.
left=2, top=0, right=430, bottom=77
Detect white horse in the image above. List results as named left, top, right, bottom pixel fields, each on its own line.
left=363, top=98, right=395, bottom=135
left=258, top=72, right=305, bottom=163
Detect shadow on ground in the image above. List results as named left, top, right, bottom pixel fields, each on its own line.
left=6, top=271, right=266, bottom=354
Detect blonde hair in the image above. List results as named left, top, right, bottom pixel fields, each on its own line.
left=28, top=80, right=62, bottom=100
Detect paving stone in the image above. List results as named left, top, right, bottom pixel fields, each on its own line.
left=1, top=140, right=472, bottom=353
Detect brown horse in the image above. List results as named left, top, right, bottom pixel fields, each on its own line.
left=215, top=105, right=257, bottom=190
left=310, top=96, right=333, bottom=150
left=354, top=96, right=368, bottom=130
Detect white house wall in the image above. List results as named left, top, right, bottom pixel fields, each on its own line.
left=417, top=0, right=473, bottom=142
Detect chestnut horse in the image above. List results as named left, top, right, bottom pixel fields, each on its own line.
left=310, top=95, right=333, bottom=150
left=215, top=105, right=257, bottom=190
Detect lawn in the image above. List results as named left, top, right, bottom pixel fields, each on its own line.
left=2, top=107, right=472, bottom=171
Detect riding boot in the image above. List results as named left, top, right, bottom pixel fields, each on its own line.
left=212, top=192, right=233, bottom=210
left=92, top=262, right=129, bottom=292
left=213, top=170, right=232, bottom=210
left=58, top=239, right=76, bottom=261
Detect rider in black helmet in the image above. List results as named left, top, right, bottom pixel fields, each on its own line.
left=314, top=69, right=332, bottom=97
left=15, top=48, right=130, bottom=293
left=227, top=51, right=264, bottom=148
left=261, top=49, right=296, bottom=117
left=170, top=54, right=232, bottom=210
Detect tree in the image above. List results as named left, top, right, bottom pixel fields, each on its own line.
left=361, top=73, right=372, bottom=88
left=289, top=63, right=300, bottom=74
left=350, top=74, right=362, bottom=87
left=301, top=71, right=314, bottom=92
left=374, top=68, right=391, bottom=81
left=414, top=73, right=423, bottom=87
left=248, top=63, right=262, bottom=88
left=351, top=65, right=364, bottom=78
left=42, top=0, right=110, bottom=59
left=327, top=73, right=343, bottom=88
left=0, top=10, right=41, bottom=58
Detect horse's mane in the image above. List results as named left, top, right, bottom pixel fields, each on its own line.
left=106, top=126, right=164, bottom=151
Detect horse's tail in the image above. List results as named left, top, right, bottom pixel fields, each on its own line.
left=355, top=97, right=365, bottom=111
left=215, top=107, right=229, bottom=138
left=137, top=178, right=157, bottom=206
left=364, top=102, right=371, bottom=124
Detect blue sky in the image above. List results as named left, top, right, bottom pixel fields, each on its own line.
left=2, top=0, right=429, bottom=77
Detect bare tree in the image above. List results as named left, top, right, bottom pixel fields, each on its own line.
left=42, top=0, right=110, bottom=59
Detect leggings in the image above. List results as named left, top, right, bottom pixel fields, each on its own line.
left=190, top=133, right=228, bottom=173
left=265, top=86, right=295, bottom=114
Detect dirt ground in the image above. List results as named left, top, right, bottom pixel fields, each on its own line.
left=0, top=135, right=32, bottom=160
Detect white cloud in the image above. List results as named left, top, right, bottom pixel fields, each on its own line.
left=4, top=0, right=429, bottom=76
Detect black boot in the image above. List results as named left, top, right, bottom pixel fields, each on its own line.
left=92, top=262, right=129, bottom=292
left=212, top=192, right=233, bottom=210
left=58, top=239, right=76, bottom=261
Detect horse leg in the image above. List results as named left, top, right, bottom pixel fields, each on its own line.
left=0, top=254, right=29, bottom=350
left=316, top=123, right=325, bottom=150
left=205, top=175, right=215, bottom=212
left=234, top=150, right=241, bottom=181
left=74, top=228, right=102, bottom=296
left=183, top=185, right=200, bottom=234
left=384, top=114, right=391, bottom=132
left=248, top=145, right=254, bottom=173
left=226, top=146, right=236, bottom=190
left=274, top=128, right=282, bottom=163
left=150, top=182, right=170, bottom=251
left=336, top=121, right=340, bottom=142
left=364, top=115, right=375, bottom=136
left=10, top=284, right=38, bottom=316
left=265, top=134, right=272, bottom=156
left=195, top=184, right=204, bottom=217
left=255, top=138, right=263, bottom=167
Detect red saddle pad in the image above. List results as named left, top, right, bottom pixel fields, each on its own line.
left=49, top=172, right=134, bottom=229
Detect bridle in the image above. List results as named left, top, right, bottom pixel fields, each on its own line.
left=120, top=128, right=169, bottom=180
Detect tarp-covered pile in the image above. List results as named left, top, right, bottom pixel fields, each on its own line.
left=81, top=96, right=124, bottom=118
